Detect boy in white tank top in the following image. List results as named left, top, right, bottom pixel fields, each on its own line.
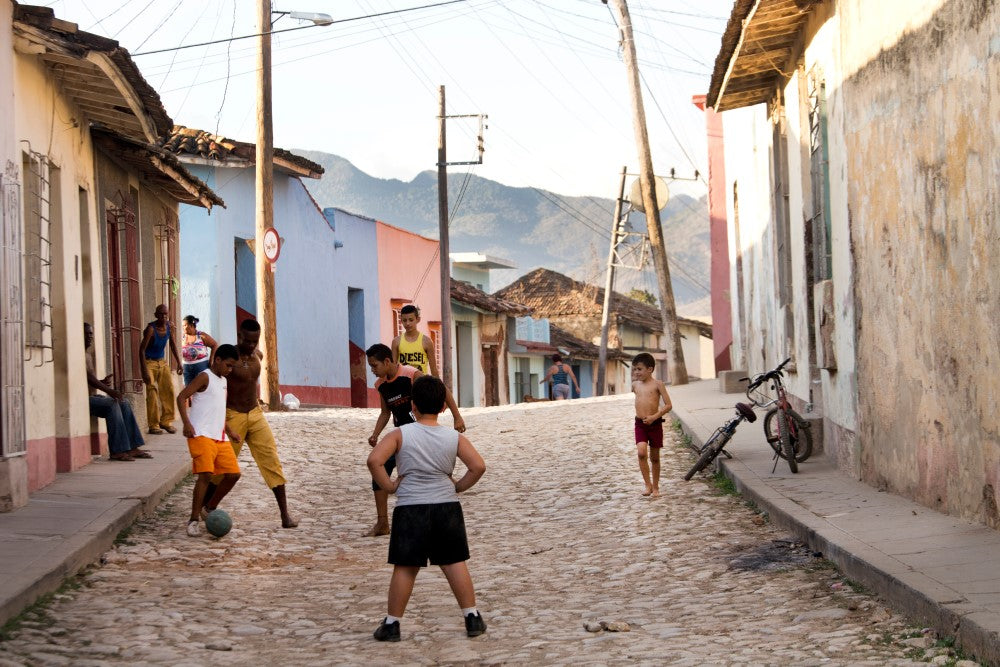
left=176, top=344, right=243, bottom=537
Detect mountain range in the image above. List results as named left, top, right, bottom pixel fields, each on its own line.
left=297, top=150, right=712, bottom=317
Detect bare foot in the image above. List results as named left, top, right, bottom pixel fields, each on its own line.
left=364, top=520, right=390, bottom=537
left=281, top=515, right=299, bottom=529
left=641, top=485, right=653, bottom=497
left=650, top=488, right=661, bottom=498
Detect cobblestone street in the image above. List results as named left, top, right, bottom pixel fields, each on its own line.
left=0, top=397, right=962, bottom=665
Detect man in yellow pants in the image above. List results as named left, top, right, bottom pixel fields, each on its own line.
left=207, top=319, right=298, bottom=528
left=138, top=304, right=182, bottom=434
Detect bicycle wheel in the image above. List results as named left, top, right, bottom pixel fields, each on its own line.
left=776, top=407, right=798, bottom=473
left=763, top=408, right=813, bottom=462
left=684, top=429, right=731, bottom=481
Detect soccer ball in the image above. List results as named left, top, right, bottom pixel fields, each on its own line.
left=205, top=509, right=233, bottom=538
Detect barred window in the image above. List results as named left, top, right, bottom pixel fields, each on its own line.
left=21, top=148, right=53, bottom=355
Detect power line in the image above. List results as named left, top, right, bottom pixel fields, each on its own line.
left=131, top=0, right=471, bottom=57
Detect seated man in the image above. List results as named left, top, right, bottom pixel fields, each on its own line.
left=85, top=323, right=150, bottom=461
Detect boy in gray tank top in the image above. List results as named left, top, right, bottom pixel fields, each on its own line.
left=367, top=375, right=487, bottom=642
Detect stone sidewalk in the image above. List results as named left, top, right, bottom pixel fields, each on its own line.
left=0, top=433, right=190, bottom=627
left=669, top=379, right=1000, bottom=665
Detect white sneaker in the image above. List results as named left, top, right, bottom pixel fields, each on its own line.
left=186, top=520, right=201, bottom=537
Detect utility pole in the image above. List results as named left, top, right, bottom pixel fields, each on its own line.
left=436, top=85, right=453, bottom=390
left=255, top=0, right=281, bottom=409
left=436, top=86, right=486, bottom=392
left=597, top=166, right=628, bottom=396
left=607, top=0, right=688, bottom=385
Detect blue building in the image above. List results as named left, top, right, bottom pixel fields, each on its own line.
left=163, top=127, right=380, bottom=406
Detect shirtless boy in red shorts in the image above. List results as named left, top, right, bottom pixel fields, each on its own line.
left=632, top=352, right=673, bottom=498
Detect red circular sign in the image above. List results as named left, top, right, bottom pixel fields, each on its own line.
left=262, top=227, right=281, bottom=263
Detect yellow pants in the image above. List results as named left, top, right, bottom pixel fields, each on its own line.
left=144, top=358, right=175, bottom=429
left=215, top=406, right=287, bottom=488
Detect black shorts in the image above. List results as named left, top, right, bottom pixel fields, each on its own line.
left=388, top=502, right=470, bottom=567
left=371, top=455, right=396, bottom=491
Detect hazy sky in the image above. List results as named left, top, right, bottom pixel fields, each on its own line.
left=44, top=0, right=733, bottom=200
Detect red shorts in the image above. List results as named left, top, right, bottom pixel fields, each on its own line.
left=634, top=417, right=664, bottom=448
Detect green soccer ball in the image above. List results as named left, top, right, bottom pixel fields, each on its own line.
left=205, top=509, right=233, bottom=538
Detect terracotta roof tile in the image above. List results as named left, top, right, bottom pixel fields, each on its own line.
left=494, top=268, right=711, bottom=338
left=159, top=126, right=324, bottom=177
left=451, top=279, right=532, bottom=316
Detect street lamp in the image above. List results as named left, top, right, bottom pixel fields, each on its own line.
left=255, top=1, right=331, bottom=410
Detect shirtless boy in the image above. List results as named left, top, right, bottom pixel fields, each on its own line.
left=631, top=352, right=673, bottom=498
left=391, top=305, right=437, bottom=376
left=206, top=319, right=298, bottom=528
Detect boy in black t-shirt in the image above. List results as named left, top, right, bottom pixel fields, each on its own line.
left=365, top=343, right=465, bottom=537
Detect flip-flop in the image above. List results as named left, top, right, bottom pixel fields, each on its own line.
left=131, top=449, right=154, bottom=459
left=109, top=454, right=134, bottom=461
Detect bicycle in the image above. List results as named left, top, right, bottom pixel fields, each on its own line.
left=683, top=401, right=758, bottom=480
left=682, top=358, right=812, bottom=480
left=749, top=357, right=813, bottom=473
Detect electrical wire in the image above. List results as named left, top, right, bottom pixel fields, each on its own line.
left=131, top=0, right=471, bottom=57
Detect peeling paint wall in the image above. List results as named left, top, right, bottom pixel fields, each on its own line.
left=842, top=0, right=1000, bottom=526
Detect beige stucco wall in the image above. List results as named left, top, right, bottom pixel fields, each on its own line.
left=841, top=0, right=1000, bottom=526
left=14, top=43, right=101, bottom=446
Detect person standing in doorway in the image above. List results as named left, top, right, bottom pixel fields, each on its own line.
left=391, top=304, right=437, bottom=376
left=181, top=315, right=218, bottom=386
left=540, top=353, right=580, bottom=400
left=138, top=304, right=182, bottom=434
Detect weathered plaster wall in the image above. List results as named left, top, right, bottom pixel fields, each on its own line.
left=722, top=105, right=782, bottom=374
left=14, top=43, right=103, bottom=489
left=841, top=0, right=1000, bottom=526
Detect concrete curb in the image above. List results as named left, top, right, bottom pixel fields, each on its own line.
left=0, top=437, right=190, bottom=628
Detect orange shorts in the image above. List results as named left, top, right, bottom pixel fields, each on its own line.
left=187, top=436, right=241, bottom=475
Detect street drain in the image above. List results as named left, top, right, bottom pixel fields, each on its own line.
left=727, top=539, right=817, bottom=572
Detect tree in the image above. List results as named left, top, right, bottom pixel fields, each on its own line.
left=627, top=288, right=657, bottom=307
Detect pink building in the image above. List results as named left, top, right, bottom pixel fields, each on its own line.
left=372, top=221, right=442, bottom=404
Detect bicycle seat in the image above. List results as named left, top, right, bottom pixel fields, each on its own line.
left=735, top=402, right=757, bottom=422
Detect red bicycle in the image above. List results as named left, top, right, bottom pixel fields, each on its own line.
left=747, top=357, right=813, bottom=473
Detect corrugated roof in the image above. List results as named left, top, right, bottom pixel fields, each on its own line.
left=159, top=126, right=325, bottom=178
left=494, top=268, right=712, bottom=338
left=451, top=279, right=531, bottom=316
left=706, top=0, right=823, bottom=111
left=13, top=3, right=172, bottom=143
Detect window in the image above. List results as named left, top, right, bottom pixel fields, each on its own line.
left=427, top=321, right=442, bottom=373
left=390, top=298, right=410, bottom=337
left=771, top=102, right=793, bottom=310
left=21, top=149, right=53, bottom=354
left=154, top=218, right=179, bottom=320
left=1, top=165, right=26, bottom=456
left=808, top=70, right=832, bottom=282
left=106, top=192, right=144, bottom=392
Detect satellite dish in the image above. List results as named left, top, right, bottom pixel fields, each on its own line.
left=629, top=176, right=670, bottom=213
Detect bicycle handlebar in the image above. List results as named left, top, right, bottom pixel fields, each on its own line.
left=744, top=357, right=792, bottom=395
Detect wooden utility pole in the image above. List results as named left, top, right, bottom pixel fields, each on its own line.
left=437, top=85, right=454, bottom=390
left=607, top=0, right=688, bottom=385
left=597, top=166, right=628, bottom=396
left=255, top=0, right=281, bottom=409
